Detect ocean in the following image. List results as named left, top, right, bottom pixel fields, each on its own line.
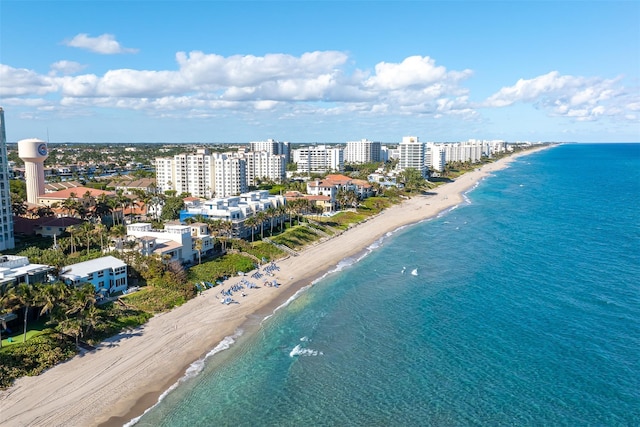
left=132, top=143, right=640, bottom=426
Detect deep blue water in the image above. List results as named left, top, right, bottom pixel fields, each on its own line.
left=133, top=143, right=640, bottom=427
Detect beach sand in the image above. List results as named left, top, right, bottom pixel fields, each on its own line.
left=0, top=146, right=551, bottom=427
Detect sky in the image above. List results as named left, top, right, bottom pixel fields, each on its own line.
left=1, top=1, right=639, bottom=144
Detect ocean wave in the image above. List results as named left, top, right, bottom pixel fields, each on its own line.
left=289, top=344, right=323, bottom=357
left=123, top=329, right=244, bottom=427
left=261, top=284, right=313, bottom=323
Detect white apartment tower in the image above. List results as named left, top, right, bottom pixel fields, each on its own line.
left=214, top=153, right=247, bottom=197
left=292, top=145, right=344, bottom=174
left=248, top=139, right=290, bottom=162
left=0, top=108, right=15, bottom=250
left=398, top=136, right=427, bottom=177
left=425, top=143, right=446, bottom=172
left=344, top=139, right=382, bottom=164
left=244, top=151, right=286, bottom=186
left=155, top=149, right=215, bottom=198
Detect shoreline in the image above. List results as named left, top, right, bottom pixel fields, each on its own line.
left=0, top=146, right=553, bottom=427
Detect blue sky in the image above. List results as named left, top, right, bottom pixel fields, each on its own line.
left=1, top=1, right=638, bottom=143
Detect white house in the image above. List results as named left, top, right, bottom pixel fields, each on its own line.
left=125, top=223, right=194, bottom=264
left=60, top=256, right=128, bottom=295
left=0, top=255, right=53, bottom=288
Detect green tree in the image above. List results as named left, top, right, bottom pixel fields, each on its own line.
left=194, top=238, right=203, bottom=265
left=160, top=196, right=184, bottom=221
left=398, top=168, right=427, bottom=193
left=8, top=283, right=38, bottom=343
left=58, top=284, right=97, bottom=347
left=11, top=194, right=27, bottom=217
left=10, top=179, right=27, bottom=201
left=244, top=215, right=258, bottom=242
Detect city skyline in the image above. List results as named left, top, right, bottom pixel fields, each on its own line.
left=1, top=1, right=638, bottom=144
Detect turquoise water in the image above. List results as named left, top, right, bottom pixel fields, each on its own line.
left=134, top=144, right=640, bottom=426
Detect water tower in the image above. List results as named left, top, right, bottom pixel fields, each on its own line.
left=18, top=138, right=48, bottom=204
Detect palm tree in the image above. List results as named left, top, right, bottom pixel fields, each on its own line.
left=62, top=194, right=80, bottom=218
left=81, top=221, right=95, bottom=255
left=37, top=281, right=69, bottom=320
left=276, top=205, right=287, bottom=231
left=194, top=238, right=203, bottom=264
left=255, top=211, right=267, bottom=239
left=218, top=220, right=233, bottom=251
left=11, top=194, right=27, bottom=217
left=286, top=199, right=298, bottom=227
left=9, top=283, right=37, bottom=343
left=92, top=194, right=113, bottom=224
left=244, top=216, right=258, bottom=242
left=65, top=224, right=80, bottom=255
left=36, top=205, right=55, bottom=218
left=207, top=220, right=222, bottom=249
left=94, top=223, right=107, bottom=252
left=60, top=284, right=97, bottom=347
left=0, top=283, right=16, bottom=348
left=266, top=207, right=277, bottom=235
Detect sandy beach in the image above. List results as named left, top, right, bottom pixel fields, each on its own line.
left=0, top=146, right=551, bottom=427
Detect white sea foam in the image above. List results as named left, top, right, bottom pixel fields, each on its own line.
left=123, top=329, right=244, bottom=427
left=289, top=344, right=323, bottom=357
left=300, top=336, right=310, bottom=342
left=261, top=284, right=313, bottom=323
left=411, top=269, right=418, bottom=276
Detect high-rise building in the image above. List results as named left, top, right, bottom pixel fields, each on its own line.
left=398, top=136, right=427, bottom=177
left=248, top=139, right=290, bottom=162
left=0, top=108, right=15, bottom=250
left=155, top=149, right=215, bottom=198
left=243, top=151, right=286, bottom=186
left=425, top=143, right=446, bottom=172
left=213, top=153, right=247, bottom=197
left=344, top=139, right=382, bottom=164
left=292, top=145, right=344, bottom=174
left=17, top=138, right=49, bottom=204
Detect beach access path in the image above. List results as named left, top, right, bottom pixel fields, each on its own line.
left=0, top=146, right=551, bottom=427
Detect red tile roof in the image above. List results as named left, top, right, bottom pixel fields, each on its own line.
left=38, top=187, right=115, bottom=200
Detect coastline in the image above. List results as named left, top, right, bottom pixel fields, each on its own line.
left=0, top=146, right=552, bottom=427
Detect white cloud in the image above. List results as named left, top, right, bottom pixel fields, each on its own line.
left=483, top=71, right=636, bottom=123
left=0, top=64, right=57, bottom=96
left=64, top=33, right=139, bottom=54
left=364, top=56, right=472, bottom=91
left=4, top=49, right=634, bottom=130
left=50, top=60, right=86, bottom=75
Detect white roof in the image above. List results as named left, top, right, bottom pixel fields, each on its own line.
left=61, top=256, right=126, bottom=278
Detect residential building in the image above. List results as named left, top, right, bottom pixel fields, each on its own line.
left=155, top=149, right=216, bottom=198
left=344, top=139, right=382, bottom=164
left=36, top=187, right=115, bottom=208
left=189, top=222, right=215, bottom=259
left=60, top=256, right=128, bottom=295
left=398, top=136, right=427, bottom=177
left=12, top=216, right=84, bottom=237
left=243, top=151, right=286, bottom=186
left=179, top=190, right=286, bottom=239
left=284, top=191, right=334, bottom=214
left=248, top=139, right=290, bottom=162
left=0, top=108, right=15, bottom=250
left=125, top=223, right=194, bottom=264
left=426, top=143, right=446, bottom=172
left=0, top=255, right=53, bottom=288
left=292, top=145, right=344, bottom=174
left=213, top=153, right=247, bottom=197
left=109, top=178, right=157, bottom=195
